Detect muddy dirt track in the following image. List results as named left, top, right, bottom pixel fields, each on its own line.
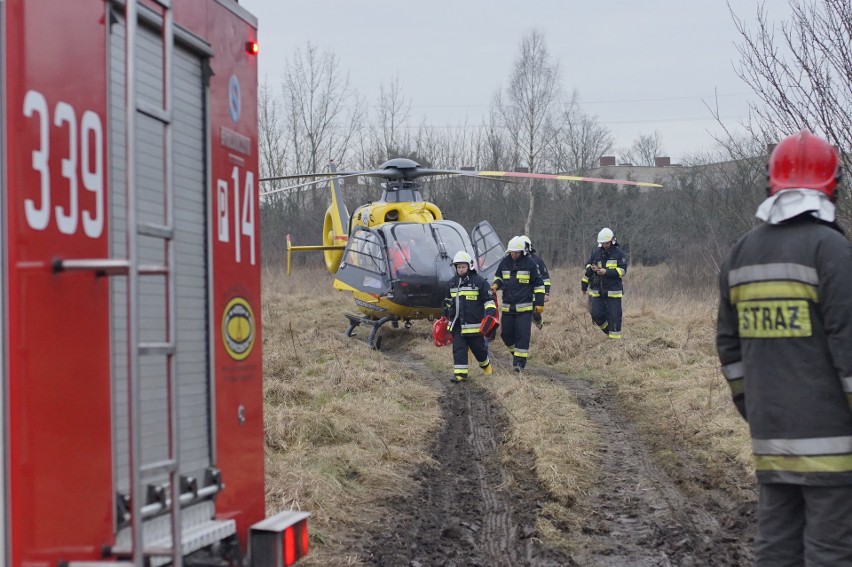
left=355, top=354, right=756, bottom=566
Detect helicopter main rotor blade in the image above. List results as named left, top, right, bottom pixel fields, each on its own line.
left=259, top=173, right=367, bottom=197
left=475, top=170, right=663, bottom=188
left=259, top=170, right=370, bottom=183
left=260, top=168, right=424, bottom=186
left=259, top=161, right=662, bottom=191
left=410, top=169, right=517, bottom=183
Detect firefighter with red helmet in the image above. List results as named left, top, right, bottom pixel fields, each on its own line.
left=442, top=250, right=496, bottom=383
left=581, top=228, right=628, bottom=339
left=492, top=236, right=545, bottom=371
left=717, top=130, right=852, bottom=565
left=520, top=235, right=551, bottom=329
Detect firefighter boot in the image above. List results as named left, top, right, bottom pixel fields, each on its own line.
left=449, top=374, right=466, bottom=383
left=481, top=361, right=493, bottom=375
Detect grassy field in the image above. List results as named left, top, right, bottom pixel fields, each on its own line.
left=262, top=263, right=754, bottom=564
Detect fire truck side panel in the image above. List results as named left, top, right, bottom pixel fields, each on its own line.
left=5, top=0, right=114, bottom=562
left=202, top=3, right=265, bottom=547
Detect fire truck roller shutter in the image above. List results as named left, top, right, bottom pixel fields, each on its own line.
left=109, top=15, right=212, bottom=528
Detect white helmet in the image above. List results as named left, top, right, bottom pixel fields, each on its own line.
left=506, top=236, right=526, bottom=254
left=597, top=227, right=614, bottom=244
left=520, top=235, right=532, bottom=250
left=452, top=250, right=474, bottom=269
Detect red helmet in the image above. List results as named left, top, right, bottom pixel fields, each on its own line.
left=768, top=130, right=840, bottom=197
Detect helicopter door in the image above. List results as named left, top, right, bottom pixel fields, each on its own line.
left=470, top=221, right=504, bottom=282
left=335, top=226, right=393, bottom=296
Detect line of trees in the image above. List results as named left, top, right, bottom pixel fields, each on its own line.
left=259, top=2, right=850, bottom=290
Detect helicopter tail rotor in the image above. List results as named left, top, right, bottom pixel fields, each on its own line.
left=323, top=163, right=350, bottom=272
left=322, top=206, right=348, bottom=272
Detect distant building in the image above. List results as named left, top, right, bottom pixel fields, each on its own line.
left=580, top=155, right=682, bottom=190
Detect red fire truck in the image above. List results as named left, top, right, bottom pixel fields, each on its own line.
left=1, top=0, right=307, bottom=565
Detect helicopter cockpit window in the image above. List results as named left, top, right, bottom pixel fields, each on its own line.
left=383, top=184, right=423, bottom=204
left=385, top=223, right=438, bottom=277
left=345, top=229, right=386, bottom=274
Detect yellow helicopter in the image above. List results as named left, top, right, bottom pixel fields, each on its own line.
left=260, top=158, right=660, bottom=349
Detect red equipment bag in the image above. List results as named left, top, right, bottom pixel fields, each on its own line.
left=480, top=292, right=501, bottom=339
left=433, top=316, right=453, bottom=347
left=479, top=314, right=500, bottom=339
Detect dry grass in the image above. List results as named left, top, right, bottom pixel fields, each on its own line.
left=542, top=265, right=754, bottom=496
left=262, top=262, right=755, bottom=562
left=263, top=267, right=441, bottom=564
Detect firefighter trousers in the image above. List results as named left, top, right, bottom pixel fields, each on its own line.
left=500, top=311, right=533, bottom=369
left=452, top=329, right=490, bottom=380
left=755, top=483, right=852, bottom=566
left=590, top=292, right=622, bottom=339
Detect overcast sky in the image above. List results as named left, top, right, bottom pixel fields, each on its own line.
left=239, top=0, right=794, bottom=164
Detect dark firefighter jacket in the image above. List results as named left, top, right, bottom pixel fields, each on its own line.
left=530, top=250, right=551, bottom=295
left=492, top=254, right=545, bottom=313
left=581, top=243, right=627, bottom=297
left=442, top=271, right=496, bottom=335
left=717, top=215, right=852, bottom=485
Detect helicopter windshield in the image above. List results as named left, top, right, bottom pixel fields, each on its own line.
left=386, top=222, right=471, bottom=276
left=382, top=221, right=474, bottom=310
left=385, top=223, right=437, bottom=277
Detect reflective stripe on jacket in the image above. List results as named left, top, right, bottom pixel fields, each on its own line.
left=581, top=243, right=627, bottom=295
left=717, top=216, right=852, bottom=485
left=445, top=272, right=496, bottom=334
left=530, top=251, right=551, bottom=294
left=492, top=254, right=544, bottom=311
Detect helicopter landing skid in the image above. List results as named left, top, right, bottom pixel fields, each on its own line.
left=344, top=313, right=399, bottom=350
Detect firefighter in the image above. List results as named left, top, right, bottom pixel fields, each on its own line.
left=520, top=235, right=551, bottom=329
left=492, top=236, right=545, bottom=371
left=717, top=130, right=852, bottom=565
left=442, top=250, right=496, bottom=383
left=581, top=227, right=627, bottom=339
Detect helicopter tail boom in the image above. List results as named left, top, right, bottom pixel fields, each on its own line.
left=286, top=234, right=346, bottom=275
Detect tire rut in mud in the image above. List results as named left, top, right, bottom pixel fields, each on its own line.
left=360, top=357, right=575, bottom=566
left=520, top=361, right=755, bottom=567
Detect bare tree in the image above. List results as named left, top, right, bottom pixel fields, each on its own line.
left=258, top=79, right=288, bottom=181
left=257, top=80, right=292, bottom=263
left=281, top=42, right=365, bottom=174
left=372, top=74, right=412, bottom=161
left=731, top=0, right=851, bottom=221
left=618, top=131, right=665, bottom=166
left=493, top=29, right=563, bottom=235
left=731, top=1, right=852, bottom=150
left=551, top=93, right=614, bottom=173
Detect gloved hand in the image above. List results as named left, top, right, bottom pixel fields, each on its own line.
left=534, top=305, right=544, bottom=314
left=491, top=284, right=499, bottom=293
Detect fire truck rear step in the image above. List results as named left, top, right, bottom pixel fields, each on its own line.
left=110, top=519, right=237, bottom=567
